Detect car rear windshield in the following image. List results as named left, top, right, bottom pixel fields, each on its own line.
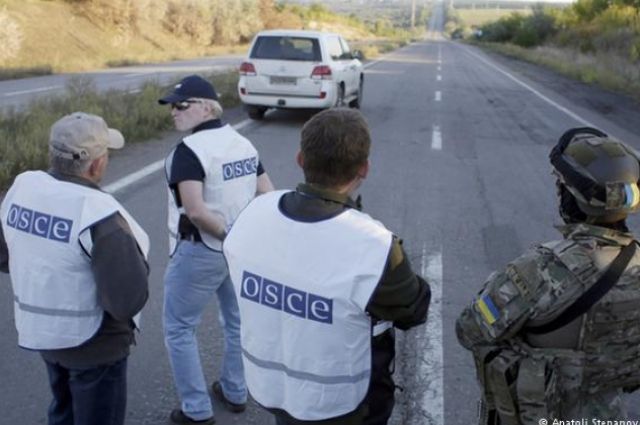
left=250, top=36, right=321, bottom=61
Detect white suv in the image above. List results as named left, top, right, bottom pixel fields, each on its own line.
left=238, top=29, right=364, bottom=120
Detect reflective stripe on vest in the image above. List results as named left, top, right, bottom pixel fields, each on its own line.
left=242, top=349, right=370, bottom=385
left=165, top=125, right=258, bottom=254
left=224, top=190, right=392, bottom=420
left=0, top=171, right=149, bottom=350
left=13, top=295, right=102, bottom=317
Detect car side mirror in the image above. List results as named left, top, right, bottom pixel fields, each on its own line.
left=352, top=50, right=363, bottom=60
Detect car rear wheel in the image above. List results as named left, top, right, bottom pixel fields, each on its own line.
left=247, top=106, right=267, bottom=120
left=333, top=84, right=345, bottom=108
left=349, top=78, right=363, bottom=109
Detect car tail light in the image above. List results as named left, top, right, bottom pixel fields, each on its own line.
left=319, top=91, right=327, bottom=99
left=239, top=62, right=256, bottom=76
left=311, top=65, right=332, bottom=80
left=240, top=87, right=246, bottom=95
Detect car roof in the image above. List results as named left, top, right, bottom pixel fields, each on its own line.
left=253, top=29, right=340, bottom=39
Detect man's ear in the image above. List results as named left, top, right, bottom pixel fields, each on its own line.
left=296, top=150, right=304, bottom=168
left=88, top=157, right=101, bottom=176
left=202, top=101, right=214, bottom=117
left=358, top=160, right=370, bottom=179
left=88, top=155, right=106, bottom=178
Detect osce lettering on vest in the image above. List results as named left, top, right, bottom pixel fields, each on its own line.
left=6, top=203, right=73, bottom=243
left=241, top=271, right=333, bottom=324
left=223, top=156, right=258, bottom=181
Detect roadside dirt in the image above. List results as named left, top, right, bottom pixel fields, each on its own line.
left=480, top=48, right=640, bottom=143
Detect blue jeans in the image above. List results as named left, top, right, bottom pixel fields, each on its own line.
left=163, top=241, right=247, bottom=420
left=44, top=357, right=128, bottom=425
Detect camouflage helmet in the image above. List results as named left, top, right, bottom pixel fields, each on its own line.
left=550, top=127, right=640, bottom=223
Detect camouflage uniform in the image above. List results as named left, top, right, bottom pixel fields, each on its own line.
left=457, top=223, right=640, bottom=423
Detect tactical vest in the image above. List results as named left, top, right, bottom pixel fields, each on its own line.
left=479, top=237, right=640, bottom=424
left=0, top=171, right=149, bottom=350
left=165, top=125, right=258, bottom=254
left=224, top=191, right=393, bottom=421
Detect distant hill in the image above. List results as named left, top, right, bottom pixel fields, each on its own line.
left=0, top=0, right=378, bottom=74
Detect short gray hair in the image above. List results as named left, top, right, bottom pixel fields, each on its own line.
left=195, top=97, right=223, bottom=119
left=49, top=150, right=92, bottom=176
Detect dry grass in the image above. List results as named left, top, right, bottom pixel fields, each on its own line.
left=481, top=42, right=640, bottom=100
left=352, top=38, right=412, bottom=60
left=455, top=8, right=531, bottom=28
left=0, top=0, right=381, bottom=78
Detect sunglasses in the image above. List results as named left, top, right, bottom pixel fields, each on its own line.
left=171, top=100, right=203, bottom=111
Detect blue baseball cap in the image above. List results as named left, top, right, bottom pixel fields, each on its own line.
left=158, top=75, right=218, bottom=104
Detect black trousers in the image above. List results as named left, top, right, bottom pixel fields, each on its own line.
left=273, top=330, right=397, bottom=425
left=44, top=357, right=128, bottom=425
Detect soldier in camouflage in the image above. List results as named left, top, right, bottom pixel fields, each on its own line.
left=456, top=127, right=640, bottom=424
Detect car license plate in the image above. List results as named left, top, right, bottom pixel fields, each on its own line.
left=270, top=76, right=297, bottom=85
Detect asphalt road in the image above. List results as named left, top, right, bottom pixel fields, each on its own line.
left=0, top=55, right=243, bottom=110
left=3, top=7, right=640, bottom=425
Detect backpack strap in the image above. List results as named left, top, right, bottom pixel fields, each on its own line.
left=526, top=241, right=637, bottom=335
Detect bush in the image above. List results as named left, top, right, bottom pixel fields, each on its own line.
left=210, top=0, right=262, bottom=45
left=0, top=8, right=23, bottom=63
left=480, top=13, right=525, bottom=43
left=479, top=8, right=557, bottom=47
left=163, top=0, right=213, bottom=44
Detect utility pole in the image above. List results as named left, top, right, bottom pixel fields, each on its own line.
left=411, top=0, right=416, bottom=30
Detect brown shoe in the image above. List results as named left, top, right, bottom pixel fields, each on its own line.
left=211, top=381, right=246, bottom=413
left=169, top=409, right=215, bottom=424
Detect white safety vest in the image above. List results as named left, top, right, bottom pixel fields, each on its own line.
left=224, top=190, right=393, bottom=420
left=0, top=171, right=149, bottom=350
left=165, top=125, right=258, bottom=254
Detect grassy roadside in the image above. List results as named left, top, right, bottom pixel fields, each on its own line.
left=0, top=71, right=240, bottom=190
left=354, top=38, right=413, bottom=59
left=473, top=41, right=640, bottom=101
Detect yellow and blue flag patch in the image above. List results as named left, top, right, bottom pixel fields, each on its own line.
left=476, top=294, right=500, bottom=325
left=625, top=183, right=640, bottom=208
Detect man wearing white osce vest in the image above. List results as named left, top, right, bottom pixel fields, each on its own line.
left=0, top=112, right=149, bottom=425
left=159, top=75, right=274, bottom=425
left=224, top=108, right=431, bottom=425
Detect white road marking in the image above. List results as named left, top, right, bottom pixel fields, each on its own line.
left=437, top=75, right=442, bottom=81
left=127, top=88, right=142, bottom=94
left=103, top=119, right=253, bottom=194
left=437, top=66, right=441, bottom=72
left=431, top=125, right=442, bottom=150
left=420, top=245, right=444, bottom=425
left=3, top=85, right=62, bottom=97
left=364, top=59, right=382, bottom=69
left=461, top=45, right=596, bottom=128
left=435, top=91, right=441, bottom=102
left=103, top=160, right=164, bottom=194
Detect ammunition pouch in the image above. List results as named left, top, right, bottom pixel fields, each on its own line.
left=487, top=350, right=520, bottom=425
left=476, top=346, right=564, bottom=425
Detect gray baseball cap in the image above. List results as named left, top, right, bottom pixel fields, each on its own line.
left=49, top=112, right=125, bottom=161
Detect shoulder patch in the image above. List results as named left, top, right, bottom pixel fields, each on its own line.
left=476, top=294, right=500, bottom=325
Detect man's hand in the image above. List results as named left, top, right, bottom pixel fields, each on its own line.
left=178, top=180, right=227, bottom=240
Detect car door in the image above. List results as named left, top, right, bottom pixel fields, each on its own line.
left=339, top=37, right=360, bottom=96
left=324, top=35, right=349, bottom=98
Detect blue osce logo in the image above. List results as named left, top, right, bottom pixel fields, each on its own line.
left=241, top=271, right=333, bottom=324
left=6, top=203, right=73, bottom=243
left=222, top=157, right=258, bottom=181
